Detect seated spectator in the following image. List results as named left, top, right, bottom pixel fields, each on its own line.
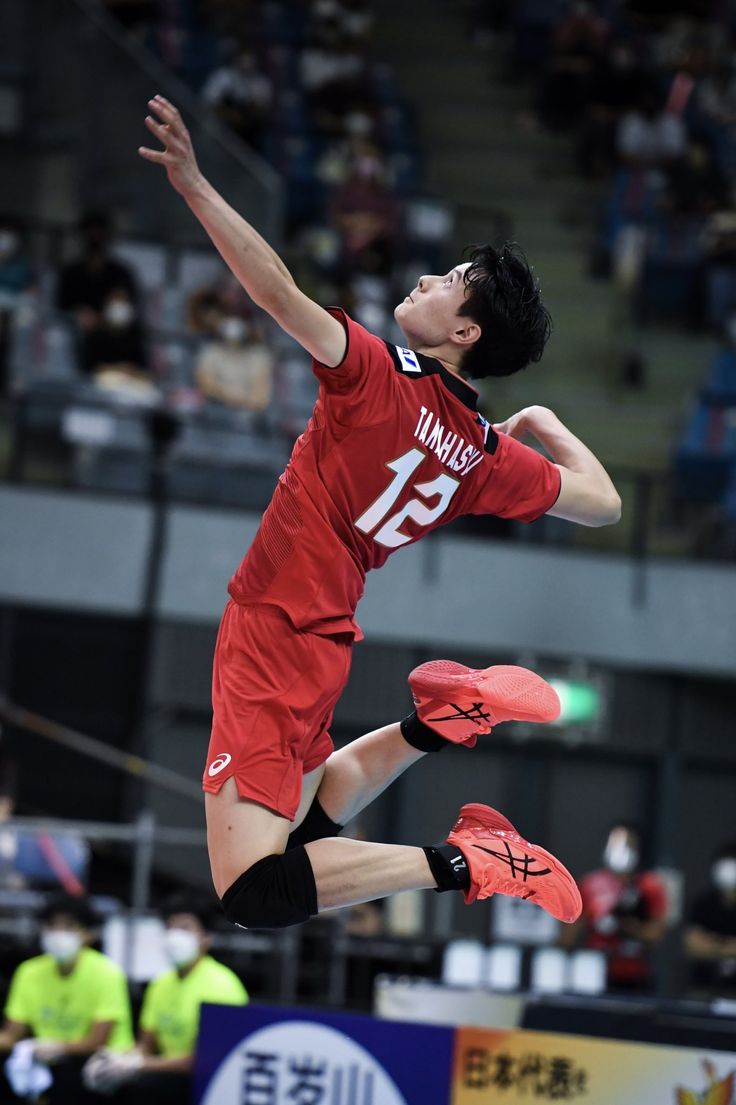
left=616, top=86, right=688, bottom=170
left=83, top=895, right=247, bottom=1105
left=329, top=144, right=401, bottom=276
left=195, top=312, right=273, bottom=412
left=684, top=842, right=736, bottom=995
left=200, top=48, right=273, bottom=152
left=299, top=21, right=370, bottom=136
left=563, top=822, right=668, bottom=991
left=83, top=289, right=148, bottom=378
left=56, top=212, right=142, bottom=377
left=0, top=214, right=35, bottom=394
left=0, top=894, right=133, bottom=1105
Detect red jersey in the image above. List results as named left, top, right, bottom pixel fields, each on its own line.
left=229, top=309, right=561, bottom=638
left=580, top=868, right=668, bottom=984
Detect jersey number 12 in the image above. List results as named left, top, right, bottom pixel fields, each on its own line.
left=354, top=447, right=460, bottom=548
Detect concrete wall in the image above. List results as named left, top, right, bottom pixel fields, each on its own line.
left=2, top=485, right=736, bottom=676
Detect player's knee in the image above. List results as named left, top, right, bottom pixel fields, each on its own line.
left=220, top=847, right=318, bottom=930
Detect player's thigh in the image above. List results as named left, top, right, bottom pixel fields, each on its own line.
left=290, top=764, right=326, bottom=831
left=206, top=777, right=292, bottom=898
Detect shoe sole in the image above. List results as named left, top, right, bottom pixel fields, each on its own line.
left=450, top=803, right=582, bottom=923
left=409, top=661, right=561, bottom=724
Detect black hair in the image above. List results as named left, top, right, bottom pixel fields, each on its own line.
left=161, top=891, right=215, bottom=932
left=715, top=842, right=736, bottom=861
left=40, top=893, right=97, bottom=930
left=457, top=243, right=552, bottom=379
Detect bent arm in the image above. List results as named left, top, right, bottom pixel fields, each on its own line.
left=138, top=1029, right=192, bottom=1073
left=685, top=925, right=736, bottom=958
left=0, top=1019, right=28, bottom=1051
left=139, top=96, right=346, bottom=367
left=496, top=406, right=622, bottom=527
left=61, top=1020, right=115, bottom=1056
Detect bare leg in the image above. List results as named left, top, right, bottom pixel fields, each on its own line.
left=305, top=837, right=434, bottom=910
left=311, top=722, right=426, bottom=826
left=206, top=775, right=435, bottom=910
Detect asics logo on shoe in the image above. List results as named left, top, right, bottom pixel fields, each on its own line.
left=208, top=753, right=232, bottom=777
left=427, top=701, right=492, bottom=727
left=473, top=839, right=551, bottom=882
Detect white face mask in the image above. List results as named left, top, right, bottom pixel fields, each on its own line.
left=219, top=317, right=248, bottom=344
left=105, top=299, right=135, bottom=328
left=604, top=836, right=639, bottom=875
left=163, top=927, right=200, bottom=967
left=713, top=858, right=736, bottom=892
left=41, top=930, right=82, bottom=963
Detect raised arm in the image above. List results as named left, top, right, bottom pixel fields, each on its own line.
left=138, top=95, right=346, bottom=367
left=494, top=406, right=622, bottom=527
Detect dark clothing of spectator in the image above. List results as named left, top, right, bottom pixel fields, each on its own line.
left=56, top=258, right=138, bottom=317
left=688, top=888, right=736, bottom=992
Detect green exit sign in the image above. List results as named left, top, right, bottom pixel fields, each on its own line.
left=547, top=678, right=603, bottom=726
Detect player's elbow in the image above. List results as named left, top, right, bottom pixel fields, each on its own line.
left=598, top=490, right=622, bottom=526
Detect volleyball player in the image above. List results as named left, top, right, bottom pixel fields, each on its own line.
left=140, top=95, right=621, bottom=929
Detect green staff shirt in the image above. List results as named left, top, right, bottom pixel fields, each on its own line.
left=4, top=948, right=134, bottom=1050
left=139, top=955, right=248, bottom=1058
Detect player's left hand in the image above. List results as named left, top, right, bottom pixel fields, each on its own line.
left=139, top=95, right=204, bottom=197
left=493, top=405, right=551, bottom=441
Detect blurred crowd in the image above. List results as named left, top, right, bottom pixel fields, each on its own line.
left=464, top=0, right=736, bottom=332
left=0, top=0, right=455, bottom=507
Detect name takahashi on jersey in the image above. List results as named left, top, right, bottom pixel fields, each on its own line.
left=413, top=405, right=484, bottom=475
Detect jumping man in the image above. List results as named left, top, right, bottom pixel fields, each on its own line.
left=140, top=95, right=621, bottom=931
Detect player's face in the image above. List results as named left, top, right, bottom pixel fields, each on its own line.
left=394, top=262, right=473, bottom=347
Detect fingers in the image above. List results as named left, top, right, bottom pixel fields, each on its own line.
left=144, top=114, right=167, bottom=141
left=148, top=94, right=182, bottom=128
left=138, top=146, right=168, bottom=163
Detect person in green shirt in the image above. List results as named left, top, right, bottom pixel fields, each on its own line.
left=83, top=894, right=248, bottom=1105
left=0, top=893, right=134, bottom=1103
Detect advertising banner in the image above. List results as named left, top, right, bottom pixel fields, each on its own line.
left=195, top=1003, right=736, bottom=1105
left=195, top=1002, right=455, bottom=1105
left=451, top=1026, right=736, bottom=1104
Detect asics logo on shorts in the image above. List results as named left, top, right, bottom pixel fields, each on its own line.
left=208, top=753, right=232, bottom=777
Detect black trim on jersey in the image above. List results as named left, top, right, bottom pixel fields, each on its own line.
left=386, top=342, right=499, bottom=455
left=385, top=342, right=481, bottom=411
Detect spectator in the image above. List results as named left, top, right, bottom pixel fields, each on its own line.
left=55, top=212, right=142, bottom=376
left=200, top=48, right=273, bottom=152
left=83, top=289, right=148, bottom=378
left=0, top=894, right=133, bottom=1104
left=616, top=85, right=688, bottom=169
left=0, top=215, right=35, bottom=395
left=329, top=144, right=401, bottom=276
left=83, top=895, right=247, bottom=1105
left=195, top=312, right=274, bottom=412
left=684, top=842, right=736, bottom=995
left=564, top=822, right=668, bottom=991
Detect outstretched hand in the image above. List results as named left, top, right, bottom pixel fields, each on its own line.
left=139, top=95, right=203, bottom=197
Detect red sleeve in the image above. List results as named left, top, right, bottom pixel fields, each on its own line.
left=311, top=307, right=396, bottom=426
left=639, top=873, right=668, bottom=921
left=471, top=432, right=562, bottom=523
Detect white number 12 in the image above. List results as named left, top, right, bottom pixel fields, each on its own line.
left=354, top=447, right=460, bottom=548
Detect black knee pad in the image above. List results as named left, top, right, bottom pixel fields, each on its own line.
left=221, top=846, right=318, bottom=929
left=286, top=798, right=343, bottom=849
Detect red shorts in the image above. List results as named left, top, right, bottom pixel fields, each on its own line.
left=202, top=600, right=353, bottom=819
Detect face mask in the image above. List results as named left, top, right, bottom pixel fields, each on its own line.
left=105, top=299, right=135, bottom=328
left=163, top=928, right=200, bottom=967
left=604, top=839, right=639, bottom=875
left=219, top=317, right=248, bottom=344
left=41, top=930, right=82, bottom=963
left=713, top=858, right=736, bottom=892
left=0, top=232, right=19, bottom=260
